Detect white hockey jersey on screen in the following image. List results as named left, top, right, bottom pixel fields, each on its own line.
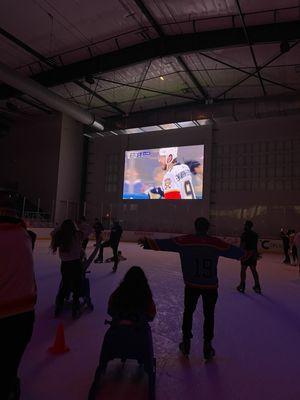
left=162, top=164, right=196, bottom=199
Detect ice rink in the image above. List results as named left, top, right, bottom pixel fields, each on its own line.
left=20, top=240, right=300, bottom=400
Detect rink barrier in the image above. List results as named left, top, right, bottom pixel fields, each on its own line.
left=31, top=228, right=283, bottom=254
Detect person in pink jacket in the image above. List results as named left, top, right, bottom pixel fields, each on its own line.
left=0, top=193, right=36, bottom=400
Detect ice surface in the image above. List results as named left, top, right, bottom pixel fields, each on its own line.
left=19, top=241, right=300, bottom=399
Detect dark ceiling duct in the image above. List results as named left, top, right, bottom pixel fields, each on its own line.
left=104, top=92, right=300, bottom=130
left=0, top=61, right=104, bottom=131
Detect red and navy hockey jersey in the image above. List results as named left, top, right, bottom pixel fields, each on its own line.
left=143, top=234, right=244, bottom=289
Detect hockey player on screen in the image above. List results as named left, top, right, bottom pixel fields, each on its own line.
left=148, top=147, right=196, bottom=199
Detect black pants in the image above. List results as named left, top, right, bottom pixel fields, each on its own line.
left=95, top=231, right=103, bottom=243
left=0, top=310, right=35, bottom=399
left=97, top=241, right=119, bottom=269
left=291, top=245, right=298, bottom=263
left=182, top=287, right=218, bottom=342
left=56, top=260, right=82, bottom=310
left=283, top=244, right=290, bottom=263
left=240, top=261, right=260, bottom=287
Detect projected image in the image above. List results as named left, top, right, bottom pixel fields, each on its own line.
left=123, top=145, right=204, bottom=200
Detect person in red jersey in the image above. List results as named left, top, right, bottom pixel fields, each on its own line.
left=140, top=217, right=245, bottom=361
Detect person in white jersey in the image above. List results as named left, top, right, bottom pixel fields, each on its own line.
left=156, top=147, right=196, bottom=199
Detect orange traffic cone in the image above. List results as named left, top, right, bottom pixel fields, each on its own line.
left=48, top=323, right=70, bottom=354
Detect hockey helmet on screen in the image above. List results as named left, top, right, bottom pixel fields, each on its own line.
left=159, top=147, right=178, bottom=164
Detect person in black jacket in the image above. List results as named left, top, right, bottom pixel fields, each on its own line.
left=93, top=218, right=104, bottom=245
left=94, top=220, right=123, bottom=272
left=280, top=228, right=290, bottom=264
left=237, top=220, right=261, bottom=294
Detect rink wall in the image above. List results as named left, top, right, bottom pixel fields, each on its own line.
left=31, top=228, right=283, bottom=254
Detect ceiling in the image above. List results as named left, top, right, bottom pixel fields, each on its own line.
left=0, top=0, right=300, bottom=129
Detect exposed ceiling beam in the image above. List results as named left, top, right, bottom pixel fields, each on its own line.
left=0, top=27, right=56, bottom=68
left=198, top=52, right=296, bottom=92
left=235, top=0, right=266, bottom=95
left=104, top=91, right=300, bottom=130
left=0, top=27, right=124, bottom=115
left=216, top=40, right=300, bottom=99
left=133, top=0, right=209, bottom=99
left=134, top=0, right=165, bottom=37
left=96, top=77, right=199, bottom=101
left=17, top=96, right=53, bottom=114
left=128, top=60, right=152, bottom=114
left=176, top=55, right=209, bottom=99
left=74, top=80, right=125, bottom=115
left=0, top=20, right=299, bottom=100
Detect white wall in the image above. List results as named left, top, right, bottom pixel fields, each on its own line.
left=0, top=113, right=84, bottom=222
left=55, top=114, right=84, bottom=222
left=86, top=115, right=300, bottom=237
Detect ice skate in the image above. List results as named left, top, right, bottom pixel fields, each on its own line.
left=253, top=285, right=261, bottom=294
left=203, top=341, right=215, bottom=362
left=94, top=258, right=103, bottom=264
left=236, top=283, right=245, bottom=293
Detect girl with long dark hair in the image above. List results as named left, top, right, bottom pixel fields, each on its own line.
left=108, top=266, right=156, bottom=321
left=51, top=219, right=84, bottom=318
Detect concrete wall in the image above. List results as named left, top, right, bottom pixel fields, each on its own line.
left=210, top=116, right=300, bottom=236
left=55, top=114, right=84, bottom=222
left=0, top=113, right=84, bottom=222
left=86, top=115, right=300, bottom=237
left=0, top=114, right=62, bottom=213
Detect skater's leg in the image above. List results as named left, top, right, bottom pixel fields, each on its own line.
left=249, top=264, right=261, bottom=288
left=237, top=264, right=247, bottom=292
left=201, top=290, right=218, bottom=343
left=283, top=246, right=290, bottom=263
left=182, top=286, right=201, bottom=340
left=112, top=243, right=119, bottom=271
left=56, top=262, right=73, bottom=306
left=0, top=311, right=34, bottom=399
left=70, top=261, right=83, bottom=318
left=180, top=287, right=200, bottom=355
left=202, top=290, right=218, bottom=360
left=297, top=246, right=300, bottom=267
left=95, top=241, right=109, bottom=263
left=292, top=246, right=297, bottom=264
